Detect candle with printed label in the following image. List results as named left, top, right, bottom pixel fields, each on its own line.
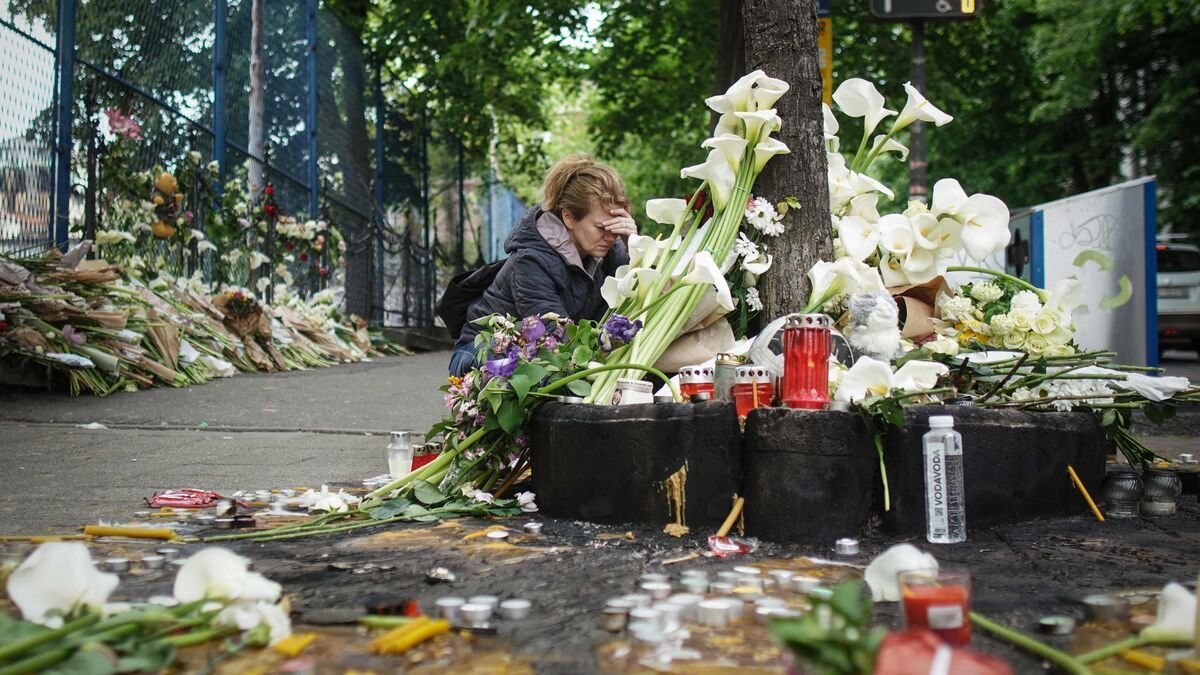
left=900, top=569, right=972, bottom=646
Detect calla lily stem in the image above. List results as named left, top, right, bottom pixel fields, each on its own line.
left=970, top=611, right=1093, bottom=675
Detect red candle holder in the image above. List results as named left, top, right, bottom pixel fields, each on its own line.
left=678, top=365, right=716, bottom=399
left=782, top=313, right=831, bottom=410
left=733, top=365, right=773, bottom=419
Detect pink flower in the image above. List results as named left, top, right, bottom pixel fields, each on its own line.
left=104, top=108, right=142, bottom=141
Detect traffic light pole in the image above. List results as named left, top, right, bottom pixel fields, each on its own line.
left=908, top=19, right=927, bottom=202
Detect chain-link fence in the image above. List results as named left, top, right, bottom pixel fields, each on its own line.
left=0, top=0, right=525, bottom=330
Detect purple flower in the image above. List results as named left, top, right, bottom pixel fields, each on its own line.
left=600, top=314, right=642, bottom=352
left=61, top=324, right=87, bottom=345
left=542, top=336, right=558, bottom=351
left=484, top=355, right=518, bottom=379
left=520, top=316, right=546, bottom=344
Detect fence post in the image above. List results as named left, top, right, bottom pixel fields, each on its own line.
left=53, top=0, right=77, bottom=251
left=306, top=0, right=318, bottom=218
left=213, top=0, right=227, bottom=191
left=374, top=57, right=386, bottom=324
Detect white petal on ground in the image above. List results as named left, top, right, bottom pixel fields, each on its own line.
left=6, top=542, right=120, bottom=626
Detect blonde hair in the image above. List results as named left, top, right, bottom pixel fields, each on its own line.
left=540, top=153, right=629, bottom=221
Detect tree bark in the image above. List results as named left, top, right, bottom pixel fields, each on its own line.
left=247, top=0, right=266, bottom=200
left=714, top=0, right=746, bottom=101
left=741, top=0, right=831, bottom=320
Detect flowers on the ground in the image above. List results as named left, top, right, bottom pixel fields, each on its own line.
left=1140, top=582, right=1197, bottom=642
left=6, top=541, right=119, bottom=627
left=833, top=356, right=948, bottom=404
left=933, top=276, right=1079, bottom=357
left=173, top=547, right=282, bottom=604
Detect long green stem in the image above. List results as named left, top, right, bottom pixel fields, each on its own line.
left=159, top=625, right=238, bottom=647
left=0, top=648, right=71, bottom=675
left=971, top=612, right=1093, bottom=675
left=0, top=613, right=99, bottom=663
left=946, top=266, right=1043, bottom=295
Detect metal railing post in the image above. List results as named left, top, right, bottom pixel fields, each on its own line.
left=374, top=57, right=385, bottom=324
left=53, top=0, right=77, bottom=251
left=306, top=0, right=318, bottom=218
left=213, top=0, right=227, bottom=192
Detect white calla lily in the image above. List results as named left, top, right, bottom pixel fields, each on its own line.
left=900, top=247, right=939, bottom=285
left=864, top=544, right=939, bottom=602
left=1140, top=582, right=1196, bottom=643
left=894, top=81, right=954, bottom=130
left=835, top=215, right=881, bottom=262
left=822, top=102, right=839, bottom=137
left=681, top=251, right=734, bottom=312
left=174, top=547, right=282, bottom=604
left=910, top=212, right=943, bottom=251
left=601, top=266, right=633, bottom=308
left=848, top=193, right=881, bottom=222
left=6, top=542, right=120, bottom=627
left=880, top=254, right=910, bottom=288
left=878, top=214, right=915, bottom=257
left=808, top=257, right=886, bottom=308
left=958, top=193, right=1011, bottom=261
left=702, top=134, right=750, bottom=170
left=931, top=178, right=969, bottom=218
left=753, top=76, right=790, bottom=111
left=735, top=110, right=782, bottom=142
left=893, top=360, right=948, bottom=391
left=620, top=266, right=662, bottom=305
left=215, top=601, right=292, bottom=646
left=1045, top=278, right=1085, bottom=312
left=870, top=134, right=909, bottom=161
left=645, top=198, right=689, bottom=227
left=753, top=137, right=790, bottom=173
left=705, top=69, right=766, bottom=114
left=835, top=356, right=894, bottom=402
left=715, top=113, right=743, bottom=138
left=627, top=233, right=665, bottom=268
left=832, top=78, right=896, bottom=138
left=681, top=149, right=736, bottom=209
left=849, top=171, right=895, bottom=201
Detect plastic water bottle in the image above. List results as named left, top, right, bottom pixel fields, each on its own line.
left=922, top=415, right=966, bottom=543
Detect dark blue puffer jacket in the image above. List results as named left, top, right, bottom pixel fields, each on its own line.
left=453, top=206, right=629, bottom=351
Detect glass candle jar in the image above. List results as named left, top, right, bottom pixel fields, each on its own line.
left=714, top=353, right=743, bottom=402
left=678, top=365, right=716, bottom=399
left=1100, top=467, right=1144, bottom=519
left=782, top=313, right=831, bottom=410
left=1141, top=468, right=1182, bottom=516
left=733, top=365, right=773, bottom=419
left=387, top=430, right=416, bottom=478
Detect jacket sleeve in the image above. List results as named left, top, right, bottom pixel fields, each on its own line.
left=509, top=253, right=571, bottom=319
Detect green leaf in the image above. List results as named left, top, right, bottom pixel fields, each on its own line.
left=115, top=642, right=175, bottom=673
left=829, top=581, right=868, bottom=625
left=47, top=649, right=116, bottom=675
left=497, top=399, right=524, bottom=434
left=566, top=379, right=592, bottom=397
left=0, top=613, right=49, bottom=644
left=403, top=503, right=432, bottom=518
left=412, top=479, right=446, bottom=506
left=370, top=498, right=414, bottom=520
left=1100, top=409, right=1117, bottom=427
left=508, top=372, right=532, bottom=402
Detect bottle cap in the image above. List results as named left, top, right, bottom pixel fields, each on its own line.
left=928, top=415, right=955, bottom=428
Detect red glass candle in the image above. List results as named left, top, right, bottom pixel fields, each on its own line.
left=782, top=313, right=831, bottom=410
left=733, top=365, right=773, bottom=418
left=678, top=365, right=716, bottom=399
left=900, top=570, right=972, bottom=646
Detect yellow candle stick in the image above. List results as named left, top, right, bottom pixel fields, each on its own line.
left=82, top=525, right=176, bottom=540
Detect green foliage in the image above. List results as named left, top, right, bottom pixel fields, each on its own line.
left=771, top=581, right=886, bottom=675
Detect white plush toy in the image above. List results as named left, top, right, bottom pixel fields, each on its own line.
left=845, top=290, right=902, bottom=362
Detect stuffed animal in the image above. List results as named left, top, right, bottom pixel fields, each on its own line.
left=845, top=290, right=902, bottom=362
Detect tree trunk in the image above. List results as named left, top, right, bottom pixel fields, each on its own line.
left=742, top=0, right=831, bottom=320
left=247, top=0, right=266, bottom=200
left=714, top=0, right=745, bottom=106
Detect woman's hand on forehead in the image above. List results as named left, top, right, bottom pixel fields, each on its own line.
left=600, top=207, right=637, bottom=238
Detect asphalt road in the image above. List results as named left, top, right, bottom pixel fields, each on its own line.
left=0, top=353, right=453, bottom=533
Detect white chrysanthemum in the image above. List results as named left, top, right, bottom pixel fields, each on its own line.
left=940, top=296, right=975, bottom=322
left=988, top=313, right=1015, bottom=337
left=970, top=283, right=1003, bottom=304
left=733, top=232, right=759, bottom=259
left=745, top=287, right=763, bottom=312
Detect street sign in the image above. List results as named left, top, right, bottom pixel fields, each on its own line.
left=818, top=17, right=832, bottom=104
left=869, top=0, right=978, bottom=20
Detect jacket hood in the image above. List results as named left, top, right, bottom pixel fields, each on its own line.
left=505, top=206, right=608, bottom=273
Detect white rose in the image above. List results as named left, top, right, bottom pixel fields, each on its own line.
left=1032, top=310, right=1059, bottom=336
left=1024, top=333, right=1049, bottom=354
left=970, top=282, right=1003, bottom=304
left=927, top=336, right=960, bottom=356
left=1011, top=290, right=1042, bottom=313
left=1001, top=330, right=1026, bottom=350
left=1009, top=307, right=1034, bottom=331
